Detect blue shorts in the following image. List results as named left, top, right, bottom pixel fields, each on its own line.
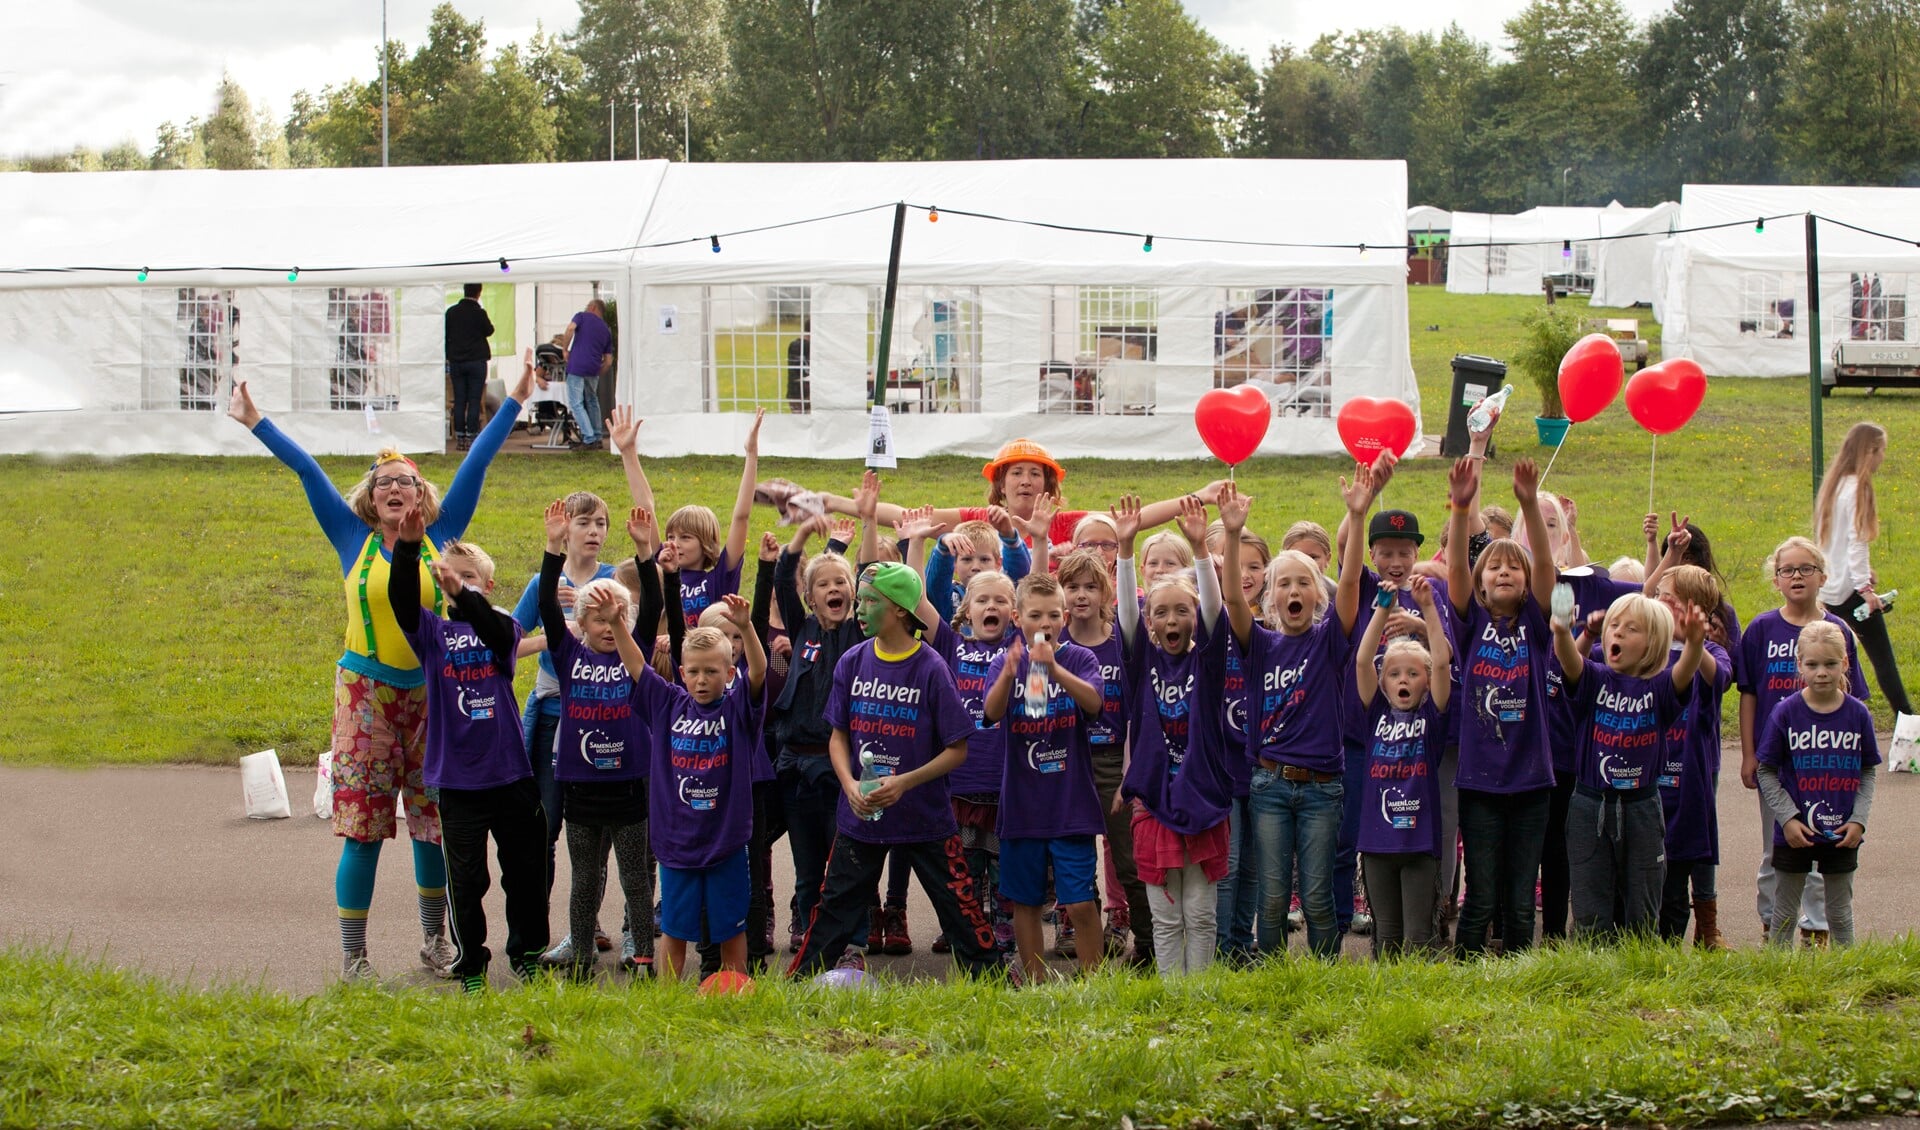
left=657, top=847, right=751, bottom=944
left=999, top=835, right=1098, bottom=908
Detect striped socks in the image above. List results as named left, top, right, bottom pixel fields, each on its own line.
left=418, top=886, right=448, bottom=938
left=339, top=907, right=369, bottom=956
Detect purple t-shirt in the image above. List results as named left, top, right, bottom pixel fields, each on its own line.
left=928, top=620, right=1015, bottom=797
left=566, top=310, right=612, bottom=377
left=988, top=642, right=1106, bottom=839
left=551, top=629, right=648, bottom=783
left=1220, top=630, right=1254, bottom=797
left=1119, top=619, right=1234, bottom=835
left=633, top=664, right=764, bottom=869
left=1656, top=641, right=1731, bottom=862
left=1350, top=695, right=1447, bottom=856
left=1757, top=693, right=1880, bottom=846
left=1737, top=609, right=1870, bottom=723
left=1247, top=617, right=1350, bottom=775
left=826, top=641, right=974, bottom=844
left=405, top=608, right=530, bottom=790
left=1063, top=624, right=1128, bottom=754
left=1570, top=660, right=1689, bottom=793
left=1547, top=568, right=1644, bottom=774
left=1454, top=597, right=1556, bottom=794
left=679, top=549, right=743, bottom=630
left=1352, top=569, right=1458, bottom=657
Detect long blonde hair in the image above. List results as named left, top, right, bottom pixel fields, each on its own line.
left=1816, top=421, right=1885, bottom=544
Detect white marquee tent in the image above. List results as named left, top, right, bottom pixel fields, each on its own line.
left=1446, top=203, right=1654, bottom=296
left=1588, top=201, right=1678, bottom=308
left=0, top=158, right=1418, bottom=460
left=1657, top=184, right=1920, bottom=377
left=1407, top=205, right=1451, bottom=235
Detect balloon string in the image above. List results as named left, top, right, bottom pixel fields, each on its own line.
left=1648, top=434, right=1657, bottom=515
left=1537, top=425, right=1572, bottom=490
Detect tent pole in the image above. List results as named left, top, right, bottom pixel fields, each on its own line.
left=1805, top=213, right=1824, bottom=502
left=871, top=202, right=907, bottom=409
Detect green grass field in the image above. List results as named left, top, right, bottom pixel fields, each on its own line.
left=1, top=288, right=1915, bottom=765
left=5, top=941, right=1920, bottom=1128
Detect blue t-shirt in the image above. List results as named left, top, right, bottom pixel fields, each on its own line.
left=566, top=311, right=613, bottom=377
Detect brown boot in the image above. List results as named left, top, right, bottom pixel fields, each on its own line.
left=1691, top=898, right=1726, bottom=951
left=866, top=907, right=885, bottom=952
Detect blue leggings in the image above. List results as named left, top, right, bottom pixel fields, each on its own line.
left=335, top=838, right=447, bottom=911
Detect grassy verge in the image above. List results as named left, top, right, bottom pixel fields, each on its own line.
left=2, top=290, right=1916, bottom=764
left=4, top=942, right=1920, bottom=1128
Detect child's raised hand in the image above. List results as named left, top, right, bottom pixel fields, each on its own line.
left=1408, top=574, right=1435, bottom=610
left=1664, top=511, right=1692, bottom=558
left=1110, top=494, right=1142, bottom=545
left=1024, top=494, right=1059, bottom=541
left=605, top=405, right=642, bottom=452
left=1175, top=493, right=1208, bottom=548
left=897, top=505, right=947, bottom=542
left=1371, top=449, right=1400, bottom=493
left=1193, top=479, right=1230, bottom=505
left=854, top=469, right=880, bottom=520
left=543, top=499, right=569, bottom=553
left=938, top=531, right=970, bottom=558
left=983, top=505, right=1016, bottom=536
left=627, top=506, right=656, bottom=557
left=744, top=407, right=765, bottom=456
left=718, top=592, right=752, bottom=628
left=1338, top=461, right=1375, bottom=515
left=509, top=355, right=535, bottom=403
left=1447, top=455, right=1479, bottom=509
left=1003, top=636, right=1026, bottom=673
left=759, top=531, right=782, bottom=563
left=396, top=505, right=427, bottom=545
left=1576, top=608, right=1604, bottom=647
left=1512, top=459, right=1540, bottom=506
left=1672, top=600, right=1706, bottom=647
left=804, top=514, right=834, bottom=542
left=1560, top=493, right=1579, bottom=531
left=430, top=556, right=467, bottom=597
left=1217, top=481, right=1251, bottom=534
left=227, top=380, right=261, bottom=428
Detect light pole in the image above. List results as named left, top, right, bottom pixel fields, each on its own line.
left=683, top=102, right=690, bottom=162
left=633, top=100, right=641, bottom=159
left=608, top=98, right=616, bottom=160
left=1561, top=166, right=1572, bottom=206
left=380, top=0, right=389, bottom=166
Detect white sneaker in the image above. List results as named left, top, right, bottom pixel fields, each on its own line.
left=539, top=934, right=577, bottom=966
left=1349, top=911, right=1374, bottom=937
left=420, top=932, right=458, bottom=977
left=341, top=952, right=377, bottom=983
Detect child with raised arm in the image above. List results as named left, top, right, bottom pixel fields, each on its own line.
left=1443, top=456, right=1561, bottom=957
left=661, top=409, right=763, bottom=628
left=787, top=562, right=1000, bottom=978
left=611, top=589, right=767, bottom=980
left=1350, top=575, right=1453, bottom=957
left=925, top=512, right=1031, bottom=626
left=1757, top=621, right=1879, bottom=948
left=389, top=518, right=548, bottom=990
left=540, top=500, right=664, bottom=979
left=1649, top=564, right=1734, bottom=948
left=1115, top=493, right=1235, bottom=977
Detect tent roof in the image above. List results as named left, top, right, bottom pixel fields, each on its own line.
left=1676, top=183, right=1920, bottom=270
left=1407, top=204, right=1452, bottom=232
left=0, top=161, right=670, bottom=290
left=632, top=159, right=1409, bottom=286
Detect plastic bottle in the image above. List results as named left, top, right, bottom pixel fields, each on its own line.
left=1856, top=589, right=1898, bottom=621
left=856, top=748, right=885, bottom=822
left=1466, top=383, right=1515, bottom=433
left=1023, top=634, right=1051, bottom=720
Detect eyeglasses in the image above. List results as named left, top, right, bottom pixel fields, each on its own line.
left=1076, top=540, right=1120, bottom=552
left=372, top=475, right=417, bottom=489
left=1774, top=564, right=1822, bottom=578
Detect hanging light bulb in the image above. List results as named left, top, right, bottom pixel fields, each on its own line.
left=1142, top=234, right=1153, bottom=253
left=1755, top=217, right=1765, bottom=234
left=287, top=267, right=300, bottom=282
left=1562, top=239, right=1572, bottom=260
left=928, top=206, right=939, bottom=223
left=499, top=257, right=510, bottom=273
left=1359, top=242, right=1368, bottom=257
left=136, top=267, right=149, bottom=283
left=710, top=235, right=721, bottom=254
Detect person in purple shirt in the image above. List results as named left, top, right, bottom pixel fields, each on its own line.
left=1552, top=593, right=1704, bottom=938
left=787, top=562, right=999, bottom=978
left=981, top=573, right=1108, bottom=982
left=659, top=410, right=761, bottom=629
left=1349, top=575, right=1453, bottom=958
left=390, top=521, right=547, bottom=991
left=557, top=299, right=613, bottom=450
left=1756, top=620, right=1879, bottom=949
left=1443, top=455, right=1561, bottom=957
left=1223, top=471, right=1367, bottom=959
left=613, top=592, right=766, bottom=981
left=1647, top=564, right=1733, bottom=949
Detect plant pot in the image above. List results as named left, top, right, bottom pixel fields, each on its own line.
left=1535, top=415, right=1571, bottom=446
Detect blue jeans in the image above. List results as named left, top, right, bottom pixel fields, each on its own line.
left=565, top=372, right=601, bottom=444
left=1249, top=765, right=1344, bottom=958
left=1333, top=742, right=1367, bottom=932
left=518, top=696, right=564, bottom=896
left=1214, top=795, right=1258, bottom=960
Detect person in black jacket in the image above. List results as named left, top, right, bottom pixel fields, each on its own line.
left=445, top=284, right=495, bottom=450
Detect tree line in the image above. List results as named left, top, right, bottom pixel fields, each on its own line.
left=11, top=0, right=1920, bottom=211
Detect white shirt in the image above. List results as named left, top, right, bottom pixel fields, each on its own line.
left=1819, top=476, right=1874, bottom=605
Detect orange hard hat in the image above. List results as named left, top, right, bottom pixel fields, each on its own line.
left=981, top=438, right=1066, bottom=483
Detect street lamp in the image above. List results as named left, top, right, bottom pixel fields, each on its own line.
left=1561, top=166, right=1572, bottom=206
left=380, top=0, right=389, bottom=166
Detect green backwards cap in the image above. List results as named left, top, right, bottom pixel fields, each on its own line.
left=861, top=562, right=928, bottom=634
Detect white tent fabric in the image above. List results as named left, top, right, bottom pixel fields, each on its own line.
left=1407, top=205, right=1452, bottom=234
left=1589, top=201, right=1678, bottom=308
left=1446, top=204, right=1654, bottom=295
left=0, top=158, right=1417, bottom=460
left=1659, top=184, right=1920, bottom=377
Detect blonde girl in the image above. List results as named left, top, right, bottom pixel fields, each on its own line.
left=1815, top=422, right=1908, bottom=714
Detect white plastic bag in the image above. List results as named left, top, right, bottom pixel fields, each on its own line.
left=1887, top=713, right=1920, bottom=773
left=241, top=749, right=292, bottom=820
left=313, top=751, right=334, bottom=818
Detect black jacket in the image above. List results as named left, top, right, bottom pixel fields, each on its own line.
left=444, top=299, right=494, bottom=363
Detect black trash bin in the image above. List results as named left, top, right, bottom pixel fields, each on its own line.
left=1441, top=354, right=1506, bottom=459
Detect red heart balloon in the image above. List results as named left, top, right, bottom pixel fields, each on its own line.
left=1624, top=358, right=1706, bottom=436
left=1336, top=396, right=1418, bottom=465
left=1194, top=384, right=1272, bottom=466
left=1557, top=333, right=1624, bottom=423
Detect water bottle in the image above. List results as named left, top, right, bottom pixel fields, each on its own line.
left=1023, top=634, right=1051, bottom=720
left=856, top=748, right=885, bottom=822
left=1466, top=383, right=1514, bottom=433
left=1856, top=589, right=1898, bottom=621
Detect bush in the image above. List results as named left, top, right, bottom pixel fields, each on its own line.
left=1511, top=304, right=1582, bottom=419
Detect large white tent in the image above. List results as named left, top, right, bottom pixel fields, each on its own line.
left=1446, top=203, right=1655, bottom=296
left=1407, top=205, right=1451, bottom=235
left=1658, top=184, right=1920, bottom=377
left=1588, top=201, right=1678, bottom=308
left=0, top=158, right=1417, bottom=460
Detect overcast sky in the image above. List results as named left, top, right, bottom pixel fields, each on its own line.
left=1, top=0, right=1673, bottom=156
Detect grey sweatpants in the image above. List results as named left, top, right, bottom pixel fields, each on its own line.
left=1770, top=869, right=1855, bottom=947
left=1756, top=792, right=1827, bottom=932
left=1567, top=789, right=1665, bottom=937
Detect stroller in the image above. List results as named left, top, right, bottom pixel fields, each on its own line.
left=528, top=343, right=577, bottom=447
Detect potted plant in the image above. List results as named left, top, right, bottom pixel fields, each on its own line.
left=1510, top=304, right=1581, bottom=446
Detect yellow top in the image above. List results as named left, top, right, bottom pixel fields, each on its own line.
left=338, top=532, right=442, bottom=686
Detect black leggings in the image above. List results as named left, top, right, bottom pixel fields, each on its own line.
left=1827, top=595, right=1912, bottom=715
left=565, top=820, right=653, bottom=974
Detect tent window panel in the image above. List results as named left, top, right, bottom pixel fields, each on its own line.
left=293, top=288, right=398, bottom=411
left=1844, top=274, right=1910, bottom=341
left=1738, top=273, right=1794, bottom=340
left=1213, top=287, right=1334, bottom=418
left=865, top=286, right=982, bottom=413
left=1036, top=286, right=1159, bottom=416
left=142, top=288, right=235, bottom=411
left=704, top=285, right=810, bottom=413
left=1486, top=246, right=1508, bottom=276
left=1573, top=243, right=1594, bottom=276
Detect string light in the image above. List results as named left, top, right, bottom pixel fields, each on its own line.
left=136, top=267, right=148, bottom=282
left=1755, top=217, right=1765, bottom=234
left=710, top=235, right=721, bottom=254
left=498, top=257, right=510, bottom=273
left=287, top=267, right=299, bottom=282
left=1142, top=234, right=1153, bottom=252
left=1359, top=242, right=1367, bottom=257
left=1561, top=239, right=1572, bottom=259
left=928, top=206, right=939, bottom=223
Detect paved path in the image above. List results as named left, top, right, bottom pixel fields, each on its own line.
left=5, top=744, right=1917, bottom=997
